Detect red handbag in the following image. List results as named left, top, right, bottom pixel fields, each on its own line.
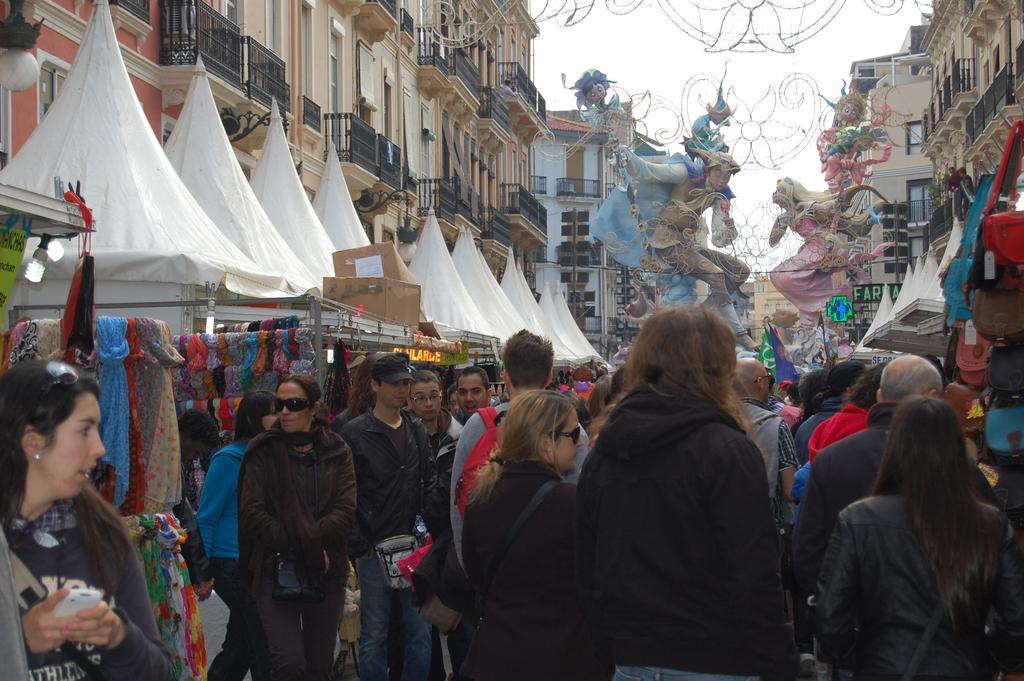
left=954, top=327, right=990, bottom=388
left=981, top=120, right=1024, bottom=266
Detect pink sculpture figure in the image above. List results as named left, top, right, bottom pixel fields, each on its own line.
left=817, top=90, right=893, bottom=192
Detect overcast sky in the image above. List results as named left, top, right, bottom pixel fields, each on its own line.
left=529, top=0, right=928, bottom=271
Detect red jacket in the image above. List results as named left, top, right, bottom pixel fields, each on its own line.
left=808, top=405, right=869, bottom=462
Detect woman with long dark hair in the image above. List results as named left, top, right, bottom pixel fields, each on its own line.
left=198, top=390, right=277, bottom=681
left=462, top=390, right=608, bottom=681
left=1, top=361, right=172, bottom=680
left=335, top=354, right=377, bottom=428
left=816, top=397, right=1024, bottom=676
left=576, top=307, right=797, bottom=681
left=239, top=375, right=358, bottom=681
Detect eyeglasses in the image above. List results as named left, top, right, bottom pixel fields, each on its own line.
left=752, top=374, right=772, bottom=384
left=275, top=398, right=311, bottom=413
left=556, top=424, right=582, bottom=445
left=410, top=393, right=442, bottom=404
left=42, top=362, right=79, bottom=396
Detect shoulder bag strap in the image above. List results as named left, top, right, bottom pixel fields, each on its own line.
left=901, top=601, right=945, bottom=681
left=8, top=549, right=110, bottom=681
left=479, top=479, right=560, bottom=611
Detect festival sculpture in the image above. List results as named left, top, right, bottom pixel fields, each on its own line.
left=817, top=88, right=892, bottom=192
left=588, top=69, right=757, bottom=350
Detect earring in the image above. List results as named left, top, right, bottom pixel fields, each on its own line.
left=32, top=452, right=41, bottom=461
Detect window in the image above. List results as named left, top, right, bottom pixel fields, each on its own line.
left=329, top=35, right=340, bottom=113
left=39, top=62, right=67, bottom=121
left=905, top=120, right=923, bottom=155
left=909, top=236, right=925, bottom=259
left=856, top=63, right=875, bottom=78
left=420, top=104, right=431, bottom=174
left=225, top=0, right=239, bottom=23
left=267, top=0, right=282, bottom=53
left=357, top=44, right=376, bottom=122
left=907, top=179, right=930, bottom=222
left=994, top=46, right=1001, bottom=74
left=302, top=5, right=313, bottom=97
left=383, top=81, right=392, bottom=138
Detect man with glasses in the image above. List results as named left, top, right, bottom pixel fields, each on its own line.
left=409, top=370, right=462, bottom=461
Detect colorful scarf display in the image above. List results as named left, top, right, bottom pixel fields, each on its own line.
left=98, top=316, right=131, bottom=507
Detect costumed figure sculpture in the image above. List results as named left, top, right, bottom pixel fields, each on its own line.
left=685, top=81, right=732, bottom=159
left=817, top=87, right=892, bottom=192
left=768, top=177, right=890, bottom=362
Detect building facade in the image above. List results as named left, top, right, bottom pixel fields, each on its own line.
left=751, top=274, right=797, bottom=342
left=4, top=0, right=548, bottom=274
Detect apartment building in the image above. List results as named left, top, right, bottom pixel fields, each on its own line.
left=533, top=111, right=612, bottom=356
left=751, top=274, right=797, bottom=341
left=922, top=0, right=1024, bottom=190
left=6, top=0, right=548, bottom=274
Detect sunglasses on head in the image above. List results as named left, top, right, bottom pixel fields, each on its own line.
left=42, top=362, right=79, bottom=396
left=556, top=424, right=582, bottom=445
left=275, top=398, right=311, bottom=413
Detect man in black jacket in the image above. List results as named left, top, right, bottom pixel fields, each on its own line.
left=337, top=353, right=435, bottom=681
left=792, top=355, right=943, bottom=594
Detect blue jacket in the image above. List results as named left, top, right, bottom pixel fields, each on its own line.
left=793, top=396, right=843, bottom=465
left=790, top=461, right=812, bottom=525
left=197, top=441, right=248, bottom=559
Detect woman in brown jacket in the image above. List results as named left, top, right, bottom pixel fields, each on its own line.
left=238, top=374, right=357, bottom=681
left=461, top=390, right=610, bottom=681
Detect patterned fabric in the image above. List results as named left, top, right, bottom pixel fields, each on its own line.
left=8, top=320, right=38, bottom=366
left=9, top=500, right=77, bottom=548
left=34, top=319, right=63, bottom=360
left=121, top=319, right=147, bottom=515
left=772, top=422, right=799, bottom=530
left=97, top=317, right=131, bottom=507
left=141, top=319, right=184, bottom=511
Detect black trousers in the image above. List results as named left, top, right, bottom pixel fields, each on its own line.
left=256, top=575, right=345, bottom=681
left=208, top=558, right=272, bottom=681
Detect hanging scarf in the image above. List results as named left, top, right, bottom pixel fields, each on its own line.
left=121, top=319, right=147, bottom=515
left=240, top=334, right=259, bottom=390
left=294, top=327, right=314, bottom=361
left=253, top=332, right=269, bottom=376
left=98, top=316, right=131, bottom=507
left=272, top=330, right=289, bottom=375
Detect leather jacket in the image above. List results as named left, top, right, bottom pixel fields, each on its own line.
left=816, top=495, right=1024, bottom=679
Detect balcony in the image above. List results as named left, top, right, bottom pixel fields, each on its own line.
left=377, top=134, right=402, bottom=190
left=302, top=96, right=321, bottom=132
left=557, top=241, right=597, bottom=267
left=356, top=0, right=399, bottom=43
left=418, top=178, right=457, bottom=224
left=953, top=58, right=976, bottom=99
left=416, top=29, right=450, bottom=100
left=453, top=178, right=481, bottom=226
left=159, top=0, right=243, bottom=90
left=499, top=62, right=547, bottom=135
left=941, top=75, right=951, bottom=115
left=113, top=0, right=150, bottom=24
left=992, top=62, right=1014, bottom=111
left=324, top=113, right=379, bottom=178
left=582, top=317, right=602, bottom=334
left=478, top=86, right=512, bottom=141
left=244, top=37, right=289, bottom=113
left=908, top=197, right=933, bottom=224
left=481, top=208, right=512, bottom=247
left=502, top=182, right=547, bottom=244
left=400, top=9, right=415, bottom=48
left=966, top=107, right=977, bottom=143
left=447, top=49, right=479, bottom=116
left=531, top=175, right=547, bottom=195
left=556, top=177, right=601, bottom=198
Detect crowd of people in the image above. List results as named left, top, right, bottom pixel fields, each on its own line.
left=2, top=306, right=1023, bottom=681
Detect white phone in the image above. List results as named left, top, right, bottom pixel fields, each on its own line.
left=54, top=588, right=104, bottom=618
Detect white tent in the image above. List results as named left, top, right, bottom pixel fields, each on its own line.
left=450, top=230, right=528, bottom=340
left=408, top=212, right=497, bottom=336
left=539, top=283, right=598, bottom=361
left=857, top=284, right=894, bottom=349
left=499, top=252, right=577, bottom=362
left=250, top=104, right=337, bottom=281
left=552, top=285, right=602, bottom=359
left=313, top=144, right=371, bottom=251
left=916, top=254, right=941, bottom=302
left=0, top=0, right=284, bottom=297
left=165, top=63, right=319, bottom=294
left=890, top=261, right=918, bottom=317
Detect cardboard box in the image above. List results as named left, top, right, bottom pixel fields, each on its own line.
left=332, top=242, right=417, bottom=283
left=322, top=277, right=420, bottom=326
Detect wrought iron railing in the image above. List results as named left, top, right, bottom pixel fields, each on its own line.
left=583, top=317, right=602, bottom=334
left=953, top=58, right=975, bottom=95
left=992, top=62, right=1014, bottom=110
left=556, top=177, right=601, bottom=198
left=908, top=198, right=933, bottom=224
left=302, top=96, right=321, bottom=131
left=417, top=28, right=448, bottom=74
left=531, top=175, right=547, bottom=195
left=324, top=113, right=378, bottom=175
left=244, top=36, right=289, bottom=112
left=501, top=183, right=546, bottom=233
left=113, top=0, right=150, bottom=24
left=973, top=94, right=987, bottom=138
left=418, top=178, right=457, bottom=223
left=159, top=0, right=243, bottom=89
left=498, top=61, right=546, bottom=120
left=450, top=49, right=479, bottom=97
left=478, top=86, right=511, bottom=134
left=941, top=75, right=951, bottom=113
left=452, top=178, right=480, bottom=225
left=481, top=208, right=511, bottom=246
left=369, top=0, right=396, bottom=17
left=965, top=107, right=977, bottom=143
left=377, top=134, right=402, bottom=190
left=401, top=8, right=414, bottom=38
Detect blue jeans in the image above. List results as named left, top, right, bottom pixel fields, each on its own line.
left=615, top=667, right=759, bottom=681
left=356, top=556, right=432, bottom=681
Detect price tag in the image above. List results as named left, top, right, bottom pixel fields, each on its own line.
left=353, top=304, right=366, bottom=318
left=984, top=250, right=996, bottom=280
left=964, top=319, right=978, bottom=345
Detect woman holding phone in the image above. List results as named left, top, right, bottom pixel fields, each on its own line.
left=0, top=360, right=172, bottom=680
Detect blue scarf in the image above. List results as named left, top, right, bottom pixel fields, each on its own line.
left=97, top=317, right=130, bottom=507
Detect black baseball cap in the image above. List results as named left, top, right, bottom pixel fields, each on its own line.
left=372, top=353, right=414, bottom=383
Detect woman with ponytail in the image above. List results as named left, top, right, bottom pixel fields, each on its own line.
left=461, top=390, right=608, bottom=681
left=238, top=374, right=357, bottom=681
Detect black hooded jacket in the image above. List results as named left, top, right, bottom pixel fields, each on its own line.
left=575, top=386, right=799, bottom=681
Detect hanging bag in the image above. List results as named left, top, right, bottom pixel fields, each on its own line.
left=980, top=120, right=1024, bottom=266
left=954, top=327, right=991, bottom=389
left=972, top=288, right=1024, bottom=342
left=943, top=382, right=985, bottom=438
left=985, top=403, right=1024, bottom=466
left=272, top=454, right=326, bottom=604
left=988, top=345, right=1024, bottom=394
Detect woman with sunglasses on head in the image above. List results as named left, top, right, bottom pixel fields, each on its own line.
left=460, top=390, right=609, bottom=681
left=0, top=361, right=172, bottom=681
left=197, top=390, right=277, bottom=681
left=238, top=375, right=357, bottom=681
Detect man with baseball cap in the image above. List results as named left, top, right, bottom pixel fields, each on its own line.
left=338, top=353, right=436, bottom=681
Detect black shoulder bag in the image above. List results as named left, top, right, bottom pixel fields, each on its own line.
left=273, top=452, right=326, bottom=604
left=476, top=479, right=560, bottom=613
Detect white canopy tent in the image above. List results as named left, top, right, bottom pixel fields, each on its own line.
left=165, top=63, right=319, bottom=294
left=313, top=144, right=372, bottom=251
left=552, top=285, right=602, bottom=359
left=499, top=252, right=578, bottom=362
left=0, top=0, right=285, bottom=298
left=856, top=285, right=893, bottom=350
left=250, top=105, right=337, bottom=281
left=450, top=230, right=528, bottom=340
left=539, top=283, right=599, bottom=361
left=408, top=212, right=497, bottom=337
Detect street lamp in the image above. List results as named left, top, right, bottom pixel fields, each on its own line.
left=0, top=0, right=43, bottom=92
